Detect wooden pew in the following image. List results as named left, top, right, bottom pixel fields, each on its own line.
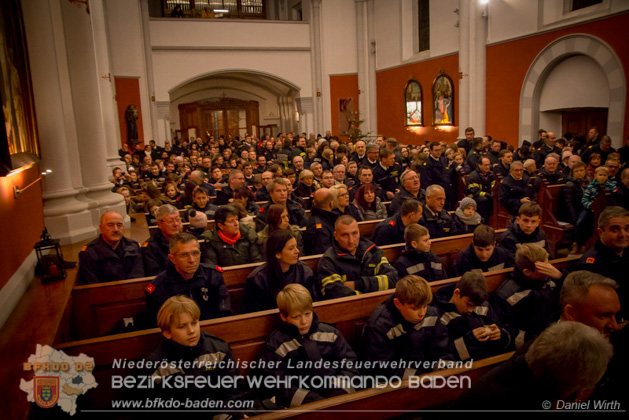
left=68, top=230, right=502, bottom=340
left=491, top=178, right=513, bottom=229
left=537, top=182, right=573, bottom=257
left=55, top=257, right=577, bottom=416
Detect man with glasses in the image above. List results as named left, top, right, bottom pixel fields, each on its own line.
left=146, top=232, right=232, bottom=322
left=143, top=205, right=183, bottom=275
left=498, top=161, right=535, bottom=217
left=79, top=211, right=144, bottom=284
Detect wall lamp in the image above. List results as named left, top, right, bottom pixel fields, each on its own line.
left=13, top=169, right=51, bottom=199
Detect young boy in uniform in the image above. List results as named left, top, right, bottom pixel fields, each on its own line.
left=431, top=271, right=511, bottom=361
left=259, top=284, right=359, bottom=408
left=453, top=225, right=514, bottom=276
left=492, top=243, right=565, bottom=348
left=498, top=202, right=548, bottom=256
left=394, top=224, right=449, bottom=282
left=362, top=275, right=453, bottom=379
left=188, top=186, right=217, bottom=221
left=145, top=296, right=242, bottom=410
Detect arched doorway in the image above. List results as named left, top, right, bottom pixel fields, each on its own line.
left=168, top=70, right=302, bottom=140
left=519, top=34, right=626, bottom=147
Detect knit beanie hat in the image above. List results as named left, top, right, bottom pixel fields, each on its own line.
left=188, top=209, right=208, bottom=229
left=522, top=140, right=531, bottom=147
left=459, top=197, right=477, bottom=211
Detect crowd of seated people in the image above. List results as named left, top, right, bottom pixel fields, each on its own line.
left=76, top=128, right=629, bottom=411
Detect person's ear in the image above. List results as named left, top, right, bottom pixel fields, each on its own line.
left=563, top=304, right=578, bottom=321
left=522, top=268, right=533, bottom=277
left=162, top=330, right=172, bottom=340
left=168, top=253, right=176, bottom=265
left=279, top=313, right=287, bottom=323
left=393, top=298, right=403, bottom=311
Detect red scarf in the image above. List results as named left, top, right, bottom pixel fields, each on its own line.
left=218, top=229, right=241, bottom=245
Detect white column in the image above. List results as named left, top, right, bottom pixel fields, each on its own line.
left=310, top=0, right=324, bottom=134
left=91, top=0, right=123, bottom=172
left=21, top=0, right=95, bottom=245
left=140, top=0, right=158, bottom=141
left=60, top=0, right=125, bottom=226
left=458, top=0, right=487, bottom=138
left=366, top=0, right=378, bottom=136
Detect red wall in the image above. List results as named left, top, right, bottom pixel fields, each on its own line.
left=375, top=54, right=460, bottom=146
left=114, top=77, right=145, bottom=146
left=486, top=13, right=629, bottom=146
left=329, top=74, right=359, bottom=138
left=0, top=165, right=45, bottom=290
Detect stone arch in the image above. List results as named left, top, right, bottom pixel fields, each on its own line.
left=519, top=34, right=626, bottom=147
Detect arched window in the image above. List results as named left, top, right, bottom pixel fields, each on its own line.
left=432, top=71, right=454, bottom=126
left=405, top=80, right=423, bottom=127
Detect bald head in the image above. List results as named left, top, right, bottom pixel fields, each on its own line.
left=313, top=188, right=333, bottom=211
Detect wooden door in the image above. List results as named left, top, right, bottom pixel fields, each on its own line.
left=561, top=108, right=607, bottom=138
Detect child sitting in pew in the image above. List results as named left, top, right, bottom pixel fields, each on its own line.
left=394, top=224, right=448, bottom=282
left=431, top=271, right=511, bottom=361
left=186, top=186, right=217, bottom=221
left=144, top=295, right=243, bottom=413
left=498, top=201, right=549, bottom=257
left=491, top=243, right=566, bottom=349
left=362, top=275, right=454, bottom=379
left=258, top=284, right=360, bottom=408
left=450, top=197, right=482, bottom=235
left=452, top=225, right=514, bottom=276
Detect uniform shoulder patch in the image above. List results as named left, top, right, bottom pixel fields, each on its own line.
left=586, top=257, right=595, bottom=264
left=81, top=245, right=88, bottom=252
left=142, top=241, right=149, bottom=247
left=389, top=220, right=396, bottom=226
left=215, top=265, right=224, bottom=272
left=145, top=284, right=156, bottom=294
left=316, top=223, right=322, bottom=229
left=259, top=207, right=264, bottom=213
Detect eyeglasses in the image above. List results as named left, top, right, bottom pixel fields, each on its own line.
left=338, top=192, right=349, bottom=197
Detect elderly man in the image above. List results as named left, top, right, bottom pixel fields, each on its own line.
left=79, top=211, right=144, bottom=284
left=576, top=206, right=629, bottom=320
left=143, top=205, right=183, bottom=275
left=318, top=216, right=398, bottom=299
left=498, top=161, right=535, bottom=216
left=364, top=143, right=380, bottom=170
left=310, top=162, right=324, bottom=184
left=332, top=164, right=347, bottom=185
left=534, top=131, right=562, bottom=168
left=420, top=185, right=452, bottom=238
left=389, top=169, right=423, bottom=216
left=146, top=232, right=232, bottom=322
left=258, top=178, right=307, bottom=227
left=292, top=155, right=305, bottom=180
left=216, top=170, right=246, bottom=205
left=303, top=188, right=337, bottom=255
left=539, top=154, right=565, bottom=185
left=350, top=140, right=368, bottom=167
left=255, top=170, right=274, bottom=201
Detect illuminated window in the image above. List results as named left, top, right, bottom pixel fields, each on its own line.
left=405, top=80, right=423, bottom=127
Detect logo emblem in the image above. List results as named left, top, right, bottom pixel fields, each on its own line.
left=389, top=220, right=396, bottom=226
left=145, top=284, right=155, bottom=294
left=34, top=377, right=59, bottom=409
left=586, top=257, right=595, bottom=264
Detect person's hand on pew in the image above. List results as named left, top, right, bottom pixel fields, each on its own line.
left=386, top=191, right=395, bottom=200
left=520, top=197, right=531, bottom=203
left=345, top=281, right=356, bottom=291
left=534, top=261, right=562, bottom=279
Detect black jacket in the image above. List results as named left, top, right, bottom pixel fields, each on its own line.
left=453, top=244, right=514, bottom=277
left=561, top=176, right=588, bottom=224
left=538, top=168, right=565, bottom=186
left=421, top=156, right=448, bottom=190
left=498, top=221, right=548, bottom=256
left=432, top=284, right=511, bottom=361
left=142, top=229, right=171, bottom=276
left=146, top=262, right=232, bottom=322
left=258, top=313, right=359, bottom=407
left=372, top=213, right=406, bottom=246
left=362, top=295, right=453, bottom=378
left=303, top=206, right=337, bottom=255
left=491, top=270, right=564, bottom=348
left=318, top=238, right=398, bottom=299
left=449, top=213, right=481, bottom=236
left=78, top=236, right=145, bottom=284
left=420, top=204, right=452, bottom=239
left=577, top=239, right=629, bottom=321
left=258, top=199, right=307, bottom=228
left=372, top=162, right=402, bottom=194
left=389, top=187, right=424, bottom=216
left=394, top=247, right=448, bottom=282
left=241, top=261, right=318, bottom=313
left=498, top=174, right=535, bottom=216
left=466, top=169, right=495, bottom=201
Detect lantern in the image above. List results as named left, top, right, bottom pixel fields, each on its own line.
left=34, top=228, right=66, bottom=283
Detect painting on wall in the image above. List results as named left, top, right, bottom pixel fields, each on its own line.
left=0, top=0, right=40, bottom=175
left=404, top=79, right=423, bottom=126
left=338, top=97, right=354, bottom=132
left=432, top=71, right=454, bottom=126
